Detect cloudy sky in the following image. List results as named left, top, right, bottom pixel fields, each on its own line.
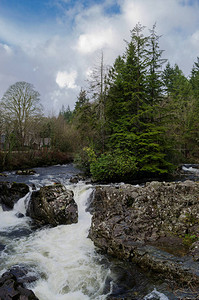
left=0, top=0, right=199, bottom=115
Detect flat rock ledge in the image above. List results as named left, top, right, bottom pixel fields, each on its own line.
left=89, top=180, right=199, bottom=285
left=27, top=184, right=78, bottom=227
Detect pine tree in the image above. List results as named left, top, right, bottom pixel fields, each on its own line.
left=90, top=24, right=173, bottom=181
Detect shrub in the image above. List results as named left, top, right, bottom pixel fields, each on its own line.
left=87, top=149, right=137, bottom=182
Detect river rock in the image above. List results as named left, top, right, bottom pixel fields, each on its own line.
left=0, top=182, right=29, bottom=210
left=0, top=173, right=7, bottom=177
left=0, top=271, right=39, bottom=300
left=16, top=169, right=36, bottom=175
left=89, top=181, right=199, bottom=284
left=27, top=184, right=78, bottom=226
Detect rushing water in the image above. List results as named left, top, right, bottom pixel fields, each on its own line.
left=0, top=164, right=183, bottom=299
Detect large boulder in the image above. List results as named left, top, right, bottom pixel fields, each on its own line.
left=0, top=182, right=29, bottom=210
left=27, top=184, right=78, bottom=226
left=0, top=271, right=39, bottom=300
left=89, top=181, right=199, bottom=285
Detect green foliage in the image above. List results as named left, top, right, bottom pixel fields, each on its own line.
left=89, top=150, right=138, bottom=182
left=59, top=105, right=73, bottom=123
left=162, top=63, right=199, bottom=160
left=103, top=23, right=173, bottom=179
left=183, top=234, right=198, bottom=247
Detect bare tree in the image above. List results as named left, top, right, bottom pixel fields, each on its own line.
left=87, top=52, right=110, bottom=152
left=0, top=81, right=43, bottom=149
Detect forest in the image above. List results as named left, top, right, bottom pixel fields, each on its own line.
left=0, top=23, right=199, bottom=182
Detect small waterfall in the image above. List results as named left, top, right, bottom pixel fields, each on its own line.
left=0, top=192, right=31, bottom=231
left=0, top=183, right=111, bottom=300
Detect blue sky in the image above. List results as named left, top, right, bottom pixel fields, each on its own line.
left=0, top=0, right=199, bottom=114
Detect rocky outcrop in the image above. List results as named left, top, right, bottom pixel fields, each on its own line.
left=27, top=184, right=78, bottom=226
left=89, top=180, right=199, bottom=284
left=0, top=182, right=29, bottom=210
left=0, top=271, right=38, bottom=300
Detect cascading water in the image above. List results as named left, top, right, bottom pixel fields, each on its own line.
left=0, top=182, right=111, bottom=299
left=0, top=164, right=171, bottom=299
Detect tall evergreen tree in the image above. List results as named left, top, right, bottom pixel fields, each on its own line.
left=90, top=24, right=173, bottom=181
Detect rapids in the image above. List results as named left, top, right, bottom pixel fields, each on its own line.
left=0, top=164, right=184, bottom=299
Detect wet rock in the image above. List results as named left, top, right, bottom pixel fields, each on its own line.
left=70, top=176, right=79, bottom=184
left=0, top=173, right=7, bottom=177
left=0, top=271, right=39, bottom=299
left=89, top=181, right=199, bottom=285
left=16, top=169, right=36, bottom=175
left=27, top=184, right=78, bottom=226
left=69, top=174, right=88, bottom=184
left=0, top=182, right=29, bottom=210
left=9, top=265, right=40, bottom=285
left=15, top=212, right=25, bottom=218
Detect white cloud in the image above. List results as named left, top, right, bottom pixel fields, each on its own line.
left=56, top=70, right=78, bottom=89
left=1, top=0, right=199, bottom=114
left=191, top=30, right=199, bottom=47
left=77, top=28, right=115, bottom=54
left=0, top=43, right=13, bottom=55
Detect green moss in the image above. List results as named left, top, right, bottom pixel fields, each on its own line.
left=183, top=234, right=198, bottom=247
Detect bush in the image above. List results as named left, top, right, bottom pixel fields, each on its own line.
left=88, top=149, right=138, bottom=182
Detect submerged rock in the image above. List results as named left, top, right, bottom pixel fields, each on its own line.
left=0, top=271, right=39, bottom=300
left=0, top=182, right=29, bottom=210
left=16, top=169, right=36, bottom=175
left=8, top=265, right=41, bottom=286
left=89, top=181, right=199, bottom=285
left=27, top=184, right=78, bottom=226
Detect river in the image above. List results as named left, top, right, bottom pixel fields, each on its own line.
left=1, top=163, right=196, bottom=299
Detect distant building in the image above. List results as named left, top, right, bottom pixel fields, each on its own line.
left=30, top=137, right=51, bottom=149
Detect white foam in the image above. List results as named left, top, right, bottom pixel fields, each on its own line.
left=182, top=166, right=199, bottom=174
left=144, top=288, right=169, bottom=300
left=0, top=192, right=31, bottom=231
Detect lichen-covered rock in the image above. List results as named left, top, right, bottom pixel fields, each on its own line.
left=0, top=271, right=39, bottom=300
left=27, top=184, right=78, bottom=226
left=0, top=182, right=29, bottom=210
left=89, top=180, right=199, bottom=284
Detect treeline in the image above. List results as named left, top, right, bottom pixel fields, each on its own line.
left=68, top=23, right=199, bottom=181
left=1, top=23, right=199, bottom=180
left=0, top=82, right=74, bottom=170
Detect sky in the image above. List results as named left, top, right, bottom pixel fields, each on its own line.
left=0, top=0, right=199, bottom=115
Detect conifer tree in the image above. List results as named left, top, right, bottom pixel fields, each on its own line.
left=162, top=64, right=197, bottom=159
left=90, top=24, right=173, bottom=181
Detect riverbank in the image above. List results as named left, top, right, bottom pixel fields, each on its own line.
left=0, top=149, right=73, bottom=172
